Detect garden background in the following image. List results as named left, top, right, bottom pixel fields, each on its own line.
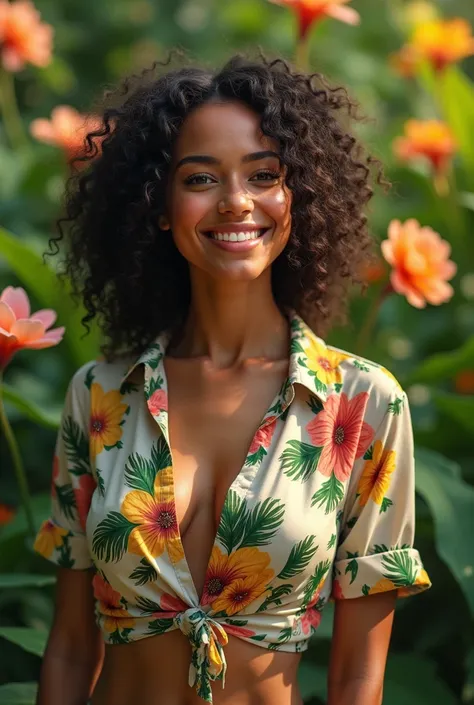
left=0, top=0, right=474, bottom=703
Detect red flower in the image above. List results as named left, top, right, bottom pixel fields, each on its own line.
left=152, top=592, right=188, bottom=619
left=0, top=504, right=15, bottom=525
left=300, top=606, right=322, bottom=635
left=269, top=0, right=360, bottom=39
left=249, top=416, right=277, bottom=454
left=148, top=389, right=168, bottom=416
left=74, top=473, right=96, bottom=530
left=223, top=623, right=256, bottom=639
left=50, top=455, right=60, bottom=499
left=306, top=392, right=374, bottom=482
left=331, top=579, right=344, bottom=600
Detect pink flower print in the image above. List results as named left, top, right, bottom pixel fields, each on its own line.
left=306, top=392, right=374, bottom=482
left=223, top=623, right=256, bottom=639
left=148, top=389, right=168, bottom=416
left=51, top=455, right=60, bottom=499
left=331, top=579, right=345, bottom=600
left=249, top=415, right=277, bottom=454
left=74, top=473, right=96, bottom=530
left=153, top=592, right=188, bottom=619
left=300, top=607, right=322, bottom=636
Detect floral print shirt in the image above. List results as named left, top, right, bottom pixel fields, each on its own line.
left=34, top=312, right=431, bottom=703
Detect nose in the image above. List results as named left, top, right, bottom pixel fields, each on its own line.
left=218, top=186, right=254, bottom=216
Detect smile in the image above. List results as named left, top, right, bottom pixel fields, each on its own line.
left=205, top=228, right=267, bottom=242
left=202, top=227, right=270, bottom=252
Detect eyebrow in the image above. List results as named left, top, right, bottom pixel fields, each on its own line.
left=175, top=150, right=281, bottom=170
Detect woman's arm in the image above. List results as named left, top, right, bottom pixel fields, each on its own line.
left=36, top=568, right=104, bottom=705
left=327, top=591, right=396, bottom=705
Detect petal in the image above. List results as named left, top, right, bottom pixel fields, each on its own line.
left=0, top=286, right=30, bottom=319
left=30, top=309, right=57, bottom=329
left=10, top=318, right=45, bottom=343
left=0, top=301, right=15, bottom=332
left=326, top=4, right=360, bottom=25
left=29, top=118, right=57, bottom=144
left=25, top=327, right=65, bottom=349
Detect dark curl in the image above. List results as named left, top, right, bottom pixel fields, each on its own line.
left=49, top=52, right=388, bottom=362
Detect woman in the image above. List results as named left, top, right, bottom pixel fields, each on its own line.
left=34, top=54, right=431, bottom=705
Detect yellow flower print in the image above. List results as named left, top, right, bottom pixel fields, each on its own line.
left=33, top=519, right=68, bottom=558
left=399, top=568, right=432, bottom=597
left=380, top=366, right=403, bottom=392
left=368, top=577, right=397, bottom=595
left=89, top=382, right=128, bottom=459
left=121, top=469, right=185, bottom=564
left=357, top=440, right=396, bottom=507
left=202, top=545, right=273, bottom=606
left=93, top=574, right=136, bottom=633
left=212, top=570, right=274, bottom=616
left=305, top=338, right=348, bottom=387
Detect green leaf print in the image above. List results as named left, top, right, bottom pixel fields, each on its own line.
left=110, top=628, right=133, bottom=644
left=334, top=383, right=343, bottom=393
left=277, top=536, right=318, bottom=580
left=327, top=533, right=336, bottom=550
left=290, top=338, right=305, bottom=354
left=57, top=534, right=74, bottom=569
left=388, top=397, right=404, bottom=415
left=153, top=435, right=172, bottom=471
left=216, top=490, right=248, bottom=554
left=345, top=515, right=357, bottom=530
left=145, top=374, right=164, bottom=400
left=363, top=445, right=373, bottom=461
left=124, top=452, right=157, bottom=495
left=56, top=483, right=76, bottom=521
left=84, top=365, right=95, bottom=390
left=280, top=440, right=322, bottom=482
left=302, top=559, right=331, bottom=609
left=362, top=584, right=370, bottom=596
left=345, top=552, right=359, bottom=584
left=256, top=584, right=293, bottom=613
left=311, top=474, right=345, bottom=514
left=144, top=346, right=163, bottom=370
left=136, top=596, right=161, bottom=615
left=130, top=558, right=158, bottom=586
left=311, top=371, right=327, bottom=395
left=96, top=468, right=106, bottom=496
left=225, top=619, right=248, bottom=627
left=307, top=395, right=324, bottom=415
left=239, top=497, right=285, bottom=548
left=92, top=512, right=138, bottom=562
left=119, top=380, right=139, bottom=395
left=244, top=445, right=267, bottom=467
left=380, top=497, right=393, bottom=513
left=353, top=360, right=370, bottom=372
left=62, top=416, right=90, bottom=475
left=382, top=551, right=418, bottom=587
left=373, top=543, right=389, bottom=554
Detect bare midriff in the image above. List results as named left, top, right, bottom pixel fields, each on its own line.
left=91, top=631, right=303, bottom=705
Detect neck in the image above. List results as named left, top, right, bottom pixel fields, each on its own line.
left=170, top=268, right=289, bottom=368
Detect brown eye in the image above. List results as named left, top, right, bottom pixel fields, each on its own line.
left=251, top=170, right=281, bottom=181
left=184, top=174, right=215, bottom=185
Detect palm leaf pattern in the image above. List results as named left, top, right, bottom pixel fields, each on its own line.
left=277, top=536, right=318, bottom=579
left=216, top=490, right=248, bottom=554
left=56, top=483, right=76, bottom=521
left=311, top=474, right=345, bottom=514
left=92, top=512, right=137, bottom=562
left=239, top=497, right=285, bottom=548
left=130, top=558, right=158, bottom=586
left=62, top=415, right=90, bottom=475
left=382, top=551, right=417, bottom=587
left=279, top=440, right=322, bottom=482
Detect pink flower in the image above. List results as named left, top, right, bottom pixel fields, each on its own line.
left=0, top=0, right=53, bottom=72
left=148, top=389, right=168, bottom=416
left=223, top=623, right=256, bottom=639
left=269, top=0, right=360, bottom=39
left=381, top=219, right=456, bottom=309
left=249, top=416, right=277, bottom=454
left=306, top=392, right=374, bottom=482
left=30, top=105, right=105, bottom=166
left=300, top=607, right=322, bottom=635
left=331, top=579, right=345, bottom=600
left=160, top=593, right=188, bottom=614
left=0, top=286, right=64, bottom=370
left=74, top=473, right=96, bottom=530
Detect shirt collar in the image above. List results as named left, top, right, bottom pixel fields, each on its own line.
left=120, top=310, right=333, bottom=404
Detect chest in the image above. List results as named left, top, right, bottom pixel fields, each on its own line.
left=163, top=359, right=287, bottom=530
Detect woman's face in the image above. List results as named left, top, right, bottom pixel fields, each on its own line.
left=163, top=100, right=292, bottom=282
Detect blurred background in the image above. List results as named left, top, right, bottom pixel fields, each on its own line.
left=0, top=0, right=473, bottom=703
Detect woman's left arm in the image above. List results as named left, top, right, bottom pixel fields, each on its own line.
left=327, top=591, right=396, bottom=705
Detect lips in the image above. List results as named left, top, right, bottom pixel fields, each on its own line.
left=204, top=227, right=269, bottom=241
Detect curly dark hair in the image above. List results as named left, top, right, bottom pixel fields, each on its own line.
left=49, top=51, right=388, bottom=362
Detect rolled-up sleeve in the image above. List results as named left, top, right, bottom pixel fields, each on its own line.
left=331, top=389, right=431, bottom=600
left=34, top=362, right=96, bottom=570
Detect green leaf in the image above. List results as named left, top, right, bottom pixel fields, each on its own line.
left=2, top=384, right=60, bottom=429
left=55, top=483, right=76, bottom=521
left=62, top=416, right=90, bottom=475
left=130, top=558, right=158, bottom=586
left=302, top=559, right=331, bottom=608
left=380, top=497, right=393, bottom=514
left=432, top=391, right=474, bottom=434
left=415, top=447, right=474, bottom=613
left=147, top=618, right=175, bottom=636
left=152, top=436, right=172, bottom=471
left=135, top=596, right=161, bottom=615
left=0, top=627, right=47, bottom=657
left=298, top=661, right=327, bottom=701
left=388, top=397, right=404, bottom=415
left=0, top=574, right=55, bottom=588
left=239, top=497, right=285, bottom=548
left=383, top=654, right=458, bottom=705
left=277, top=536, right=318, bottom=579
left=216, top=490, right=248, bottom=554
left=406, top=336, right=474, bottom=385
left=0, top=226, right=101, bottom=367
left=280, top=440, right=322, bottom=482
left=92, top=512, right=137, bottom=563
left=256, top=584, right=293, bottom=613
left=124, top=452, right=158, bottom=495
left=345, top=553, right=359, bottom=584
left=0, top=682, right=38, bottom=705
left=311, top=474, right=345, bottom=514
left=381, top=551, right=417, bottom=587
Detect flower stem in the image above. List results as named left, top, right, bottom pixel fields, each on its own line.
left=0, top=68, right=28, bottom=150
left=354, top=283, right=393, bottom=357
left=0, top=373, right=35, bottom=537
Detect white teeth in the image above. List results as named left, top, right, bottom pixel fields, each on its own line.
left=209, top=230, right=261, bottom=242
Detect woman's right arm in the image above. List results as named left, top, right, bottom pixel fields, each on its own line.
left=37, top=568, right=104, bottom=705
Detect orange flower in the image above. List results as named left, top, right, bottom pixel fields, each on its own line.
left=389, top=45, right=420, bottom=79
left=212, top=571, right=273, bottom=616
left=92, top=574, right=135, bottom=633
left=33, top=519, right=68, bottom=558
left=455, top=370, right=474, bottom=395
left=0, top=504, right=15, bottom=525
left=381, top=219, right=456, bottom=308
left=393, top=120, right=456, bottom=175
left=269, top=0, right=359, bottom=38
left=411, top=18, right=474, bottom=72
left=30, top=105, right=104, bottom=165
left=0, top=286, right=64, bottom=370
left=0, top=0, right=53, bottom=71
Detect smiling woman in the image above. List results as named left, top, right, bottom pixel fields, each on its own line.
left=34, top=53, right=430, bottom=705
